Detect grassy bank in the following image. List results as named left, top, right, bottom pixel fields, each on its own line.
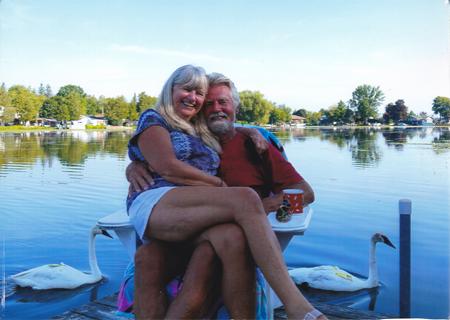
left=0, top=125, right=134, bottom=132
left=0, top=125, right=57, bottom=132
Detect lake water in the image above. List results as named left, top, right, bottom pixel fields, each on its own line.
left=0, top=127, right=449, bottom=319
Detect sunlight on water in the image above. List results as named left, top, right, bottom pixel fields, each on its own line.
left=0, top=128, right=448, bottom=319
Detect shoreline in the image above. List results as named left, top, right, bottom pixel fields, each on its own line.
left=0, top=124, right=448, bottom=133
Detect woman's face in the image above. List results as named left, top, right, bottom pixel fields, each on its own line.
left=172, top=84, right=206, bottom=120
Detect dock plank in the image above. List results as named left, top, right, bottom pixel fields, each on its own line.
left=54, top=292, right=395, bottom=319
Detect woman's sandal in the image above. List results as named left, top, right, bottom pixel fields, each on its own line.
left=304, top=308, right=324, bottom=320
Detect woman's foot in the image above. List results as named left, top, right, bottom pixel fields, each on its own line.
left=303, top=308, right=326, bottom=320
left=287, top=307, right=327, bottom=320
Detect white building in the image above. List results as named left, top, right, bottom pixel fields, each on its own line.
left=68, top=116, right=108, bottom=129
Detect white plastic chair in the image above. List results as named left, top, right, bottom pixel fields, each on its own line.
left=95, top=206, right=313, bottom=319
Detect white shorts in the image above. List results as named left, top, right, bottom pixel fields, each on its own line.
left=128, top=186, right=176, bottom=242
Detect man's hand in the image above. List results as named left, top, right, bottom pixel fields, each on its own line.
left=261, top=194, right=283, bottom=214
left=126, top=161, right=154, bottom=195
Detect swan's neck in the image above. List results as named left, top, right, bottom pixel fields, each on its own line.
left=366, top=239, right=378, bottom=286
left=88, top=228, right=101, bottom=278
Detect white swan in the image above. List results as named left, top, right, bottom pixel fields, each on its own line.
left=10, top=227, right=111, bottom=290
left=288, top=233, right=395, bottom=292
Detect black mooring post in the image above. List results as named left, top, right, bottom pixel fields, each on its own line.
left=399, top=199, right=411, bottom=318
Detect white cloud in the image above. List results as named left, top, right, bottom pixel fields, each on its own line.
left=110, top=44, right=261, bottom=66
left=0, top=1, right=50, bottom=30
left=110, top=44, right=225, bottom=62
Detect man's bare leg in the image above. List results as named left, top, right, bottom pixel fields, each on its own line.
left=134, top=240, right=191, bottom=319
left=198, top=224, right=256, bottom=319
left=166, top=241, right=221, bottom=319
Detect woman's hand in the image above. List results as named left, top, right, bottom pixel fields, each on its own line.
left=126, top=161, right=154, bottom=195
left=236, top=127, right=268, bottom=154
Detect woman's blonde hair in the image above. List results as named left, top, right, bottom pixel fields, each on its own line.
left=155, top=65, right=221, bottom=152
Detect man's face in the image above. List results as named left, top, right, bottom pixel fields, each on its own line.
left=203, top=84, right=236, bottom=135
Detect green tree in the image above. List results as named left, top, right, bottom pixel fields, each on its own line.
left=432, top=96, right=450, bottom=121
left=86, top=95, right=102, bottom=115
left=1, top=106, right=17, bottom=124
left=38, top=83, right=46, bottom=96
left=237, top=91, right=274, bottom=124
left=325, top=100, right=348, bottom=124
left=280, top=105, right=292, bottom=122
left=342, top=102, right=354, bottom=124
left=39, top=96, right=71, bottom=120
left=65, top=91, right=86, bottom=120
left=104, top=96, right=129, bottom=125
left=418, top=111, right=428, bottom=119
left=349, top=85, right=385, bottom=124
left=137, top=92, right=157, bottom=114
left=269, top=104, right=292, bottom=124
left=305, top=110, right=323, bottom=125
left=0, top=83, right=11, bottom=107
left=129, top=94, right=139, bottom=121
left=57, top=85, right=86, bottom=98
left=8, top=85, right=44, bottom=122
left=383, top=99, right=408, bottom=124
left=45, top=84, right=53, bottom=98
left=293, top=108, right=307, bottom=118
left=56, top=85, right=87, bottom=120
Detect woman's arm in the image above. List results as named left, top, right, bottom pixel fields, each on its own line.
left=138, top=126, right=224, bottom=187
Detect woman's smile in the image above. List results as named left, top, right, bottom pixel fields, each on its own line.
left=173, top=84, right=205, bottom=120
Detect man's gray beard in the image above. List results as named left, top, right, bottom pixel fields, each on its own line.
left=208, top=120, right=234, bottom=136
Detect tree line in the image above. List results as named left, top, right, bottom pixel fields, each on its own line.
left=0, top=82, right=449, bottom=126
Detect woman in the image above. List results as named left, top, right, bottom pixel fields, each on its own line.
left=128, top=65, right=325, bottom=320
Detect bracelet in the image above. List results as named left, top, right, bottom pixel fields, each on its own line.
left=304, top=309, right=323, bottom=320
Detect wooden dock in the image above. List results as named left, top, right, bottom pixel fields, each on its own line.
left=52, top=293, right=395, bottom=319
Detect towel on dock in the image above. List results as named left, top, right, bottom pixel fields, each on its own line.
left=117, top=261, right=269, bottom=319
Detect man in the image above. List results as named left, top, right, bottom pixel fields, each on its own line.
left=123, top=72, right=316, bottom=319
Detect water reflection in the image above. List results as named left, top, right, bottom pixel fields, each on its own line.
left=303, top=286, right=380, bottom=312
left=432, top=127, right=450, bottom=154
left=0, top=131, right=131, bottom=173
left=1, top=128, right=449, bottom=172
left=349, top=130, right=381, bottom=168
left=277, top=127, right=449, bottom=167
left=12, top=281, right=103, bottom=304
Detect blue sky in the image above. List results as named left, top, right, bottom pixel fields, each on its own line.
left=0, top=0, right=449, bottom=114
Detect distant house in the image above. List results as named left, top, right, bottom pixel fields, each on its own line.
left=419, top=117, right=434, bottom=126
left=29, top=118, right=59, bottom=127
left=290, top=115, right=306, bottom=127
left=0, top=105, right=20, bottom=125
left=68, top=116, right=108, bottom=129
left=407, top=116, right=434, bottom=126
left=88, top=116, right=108, bottom=126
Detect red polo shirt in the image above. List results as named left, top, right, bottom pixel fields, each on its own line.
left=219, top=132, right=303, bottom=198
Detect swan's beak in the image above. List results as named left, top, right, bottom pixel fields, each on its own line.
left=100, top=229, right=113, bottom=239
left=381, top=235, right=396, bottom=248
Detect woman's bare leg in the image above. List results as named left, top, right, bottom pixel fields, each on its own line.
left=147, top=186, right=317, bottom=319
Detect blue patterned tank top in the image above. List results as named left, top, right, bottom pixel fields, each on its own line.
left=127, top=109, right=220, bottom=209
